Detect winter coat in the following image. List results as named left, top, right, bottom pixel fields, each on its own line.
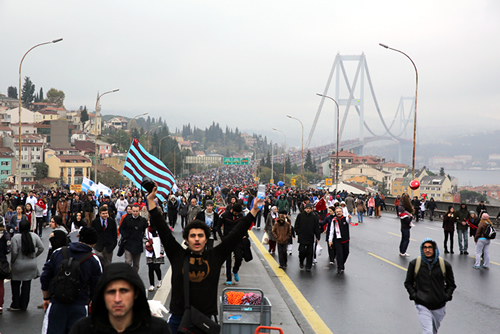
left=10, top=232, right=44, bottom=281
left=272, top=218, right=291, bottom=244
left=70, top=263, right=170, bottom=333
left=119, top=215, right=148, bottom=255
left=294, top=211, right=321, bottom=244
left=264, top=213, right=277, bottom=242
left=179, top=202, right=189, bottom=216
left=455, top=205, right=470, bottom=231
left=442, top=213, right=455, bottom=232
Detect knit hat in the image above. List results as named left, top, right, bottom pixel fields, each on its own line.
left=305, top=203, right=313, bottom=209
left=79, top=226, right=98, bottom=245
left=470, top=210, right=476, bottom=215
left=206, top=200, right=214, bottom=206
left=482, top=213, right=489, bottom=220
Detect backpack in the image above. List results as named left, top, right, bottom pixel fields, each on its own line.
left=484, top=223, right=497, bottom=239
left=414, top=256, right=446, bottom=278
left=52, top=247, right=93, bottom=303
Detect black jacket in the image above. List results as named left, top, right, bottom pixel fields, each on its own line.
left=70, top=262, right=171, bottom=334
left=149, top=206, right=256, bottom=316
left=40, top=242, right=102, bottom=305
left=294, top=211, right=321, bottom=244
left=404, top=241, right=456, bottom=310
left=326, top=215, right=350, bottom=243
left=91, top=217, right=117, bottom=253
left=83, top=199, right=96, bottom=213
left=196, top=210, right=221, bottom=240
left=119, top=215, right=148, bottom=255
left=71, top=200, right=84, bottom=214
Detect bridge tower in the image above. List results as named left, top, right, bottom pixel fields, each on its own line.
left=307, top=53, right=415, bottom=162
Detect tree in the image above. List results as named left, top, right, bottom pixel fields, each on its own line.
left=265, top=150, right=271, bottom=168
left=304, top=150, right=317, bottom=173
left=39, top=87, right=44, bottom=101
left=99, top=170, right=121, bottom=188
left=46, top=88, right=65, bottom=107
left=285, top=156, right=292, bottom=174
left=81, top=107, right=89, bottom=130
left=33, top=162, right=49, bottom=180
left=21, top=76, right=35, bottom=106
left=7, top=86, right=18, bottom=99
left=460, top=190, right=486, bottom=204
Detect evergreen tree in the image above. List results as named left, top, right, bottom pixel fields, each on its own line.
left=439, top=167, right=445, bottom=176
left=285, top=156, right=292, bottom=173
left=7, top=86, right=18, bottom=99
left=39, top=87, right=44, bottom=101
left=21, top=76, right=35, bottom=106
left=304, top=150, right=316, bottom=173
left=265, top=150, right=271, bottom=168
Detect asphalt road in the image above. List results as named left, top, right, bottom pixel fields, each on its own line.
left=1, top=211, right=498, bottom=334
left=252, top=210, right=499, bottom=334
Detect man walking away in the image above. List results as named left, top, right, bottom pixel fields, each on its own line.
left=404, top=238, right=456, bottom=334
left=427, top=198, right=437, bottom=221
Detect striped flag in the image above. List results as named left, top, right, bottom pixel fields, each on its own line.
left=122, top=137, right=176, bottom=202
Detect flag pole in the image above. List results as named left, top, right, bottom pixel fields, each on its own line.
left=119, top=137, right=136, bottom=195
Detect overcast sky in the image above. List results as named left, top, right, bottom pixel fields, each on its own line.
left=1, top=0, right=499, bottom=148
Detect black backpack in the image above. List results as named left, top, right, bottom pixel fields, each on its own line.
left=484, top=224, right=497, bottom=240
left=52, top=247, right=93, bottom=303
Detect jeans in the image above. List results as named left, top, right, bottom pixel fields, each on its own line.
left=357, top=211, right=364, bottom=223
left=334, top=240, right=349, bottom=270
left=475, top=238, right=490, bottom=267
left=416, top=304, right=446, bottom=334
left=428, top=210, right=434, bottom=221
left=368, top=207, right=373, bottom=216
left=116, top=210, right=126, bottom=223
left=256, top=210, right=262, bottom=228
left=400, top=228, right=410, bottom=254
left=457, top=229, right=468, bottom=252
left=148, top=263, right=162, bottom=286
left=444, top=231, right=454, bottom=252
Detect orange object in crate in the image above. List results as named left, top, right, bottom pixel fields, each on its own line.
left=255, top=326, right=284, bottom=334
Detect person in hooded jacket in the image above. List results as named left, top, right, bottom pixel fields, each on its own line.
left=0, top=217, right=12, bottom=314
left=41, top=227, right=102, bottom=334
left=70, top=262, right=171, bottom=334
left=45, top=215, right=69, bottom=262
left=455, top=203, right=470, bottom=255
left=404, top=238, right=456, bottom=334
left=272, top=211, right=291, bottom=268
left=276, top=194, right=289, bottom=214
left=468, top=211, right=479, bottom=238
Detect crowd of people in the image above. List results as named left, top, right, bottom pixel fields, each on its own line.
left=0, top=163, right=495, bottom=333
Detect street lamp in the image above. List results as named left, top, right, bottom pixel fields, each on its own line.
left=129, top=112, right=148, bottom=144
left=94, top=89, right=119, bottom=183
left=287, top=115, right=304, bottom=189
left=379, top=43, right=419, bottom=180
left=17, top=38, right=63, bottom=190
left=316, top=93, right=340, bottom=193
left=272, top=128, right=287, bottom=184
left=159, top=135, right=169, bottom=161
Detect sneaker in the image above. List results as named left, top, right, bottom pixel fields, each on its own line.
left=313, top=258, right=317, bottom=263
left=37, top=304, right=44, bottom=309
left=256, top=227, right=261, bottom=230
left=481, top=266, right=489, bottom=269
left=0, top=307, right=2, bottom=314
left=157, top=280, right=162, bottom=288
left=7, top=307, right=20, bottom=312
left=472, top=265, right=480, bottom=269
left=148, top=285, right=155, bottom=291
left=460, top=251, right=464, bottom=255
left=233, top=272, right=239, bottom=282
left=170, top=227, right=174, bottom=231
left=305, top=268, right=311, bottom=272
left=464, top=251, right=469, bottom=255
left=337, top=269, right=344, bottom=274
left=299, top=263, right=304, bottom=269
left=226, top=281, right=232, bottom=285
left=288, top=252, right=292, bottom=256
left=330, top=261, right=334, bottom=265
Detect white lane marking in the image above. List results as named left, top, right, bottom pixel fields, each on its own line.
left=491, top=241, right=500, bottom=246
left=153, top=266, right=172, bottom=304
left=424, top=227, right=438, bottom=230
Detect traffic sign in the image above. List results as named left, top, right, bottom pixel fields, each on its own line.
left=241, top=158, right=249, bottom=165
left=223, top=157, right=232, bottom=165
left=254, top=177, right=259, bottom=181
left=290, top=179, right=296, bottom=186
left=325, top=178, right=333, bottom=186
left=270, top=179, right=274, bottom=184
left=232, top=157, right=241, bottom=165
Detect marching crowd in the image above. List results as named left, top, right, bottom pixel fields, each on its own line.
left=0, top=164, right=495, bottom=333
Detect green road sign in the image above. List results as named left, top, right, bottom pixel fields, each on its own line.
left=232, top=157, right=241, bottom=165
left=223, top=157, right=232, bottom=165
left=241, top=158, right=249, bottom=165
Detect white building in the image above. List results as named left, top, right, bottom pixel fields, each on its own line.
left=1, top=107, right=43, bottom=124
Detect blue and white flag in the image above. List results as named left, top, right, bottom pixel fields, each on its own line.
left=122, top=138, right=176, bottom=202
left=81, top=177, right=95, bottom=193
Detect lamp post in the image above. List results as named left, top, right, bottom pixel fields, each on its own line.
left=287, top=115, right=304, bottom=189
left=272, top=128, right=287, bottom=184
left=17, top=38, right=63, bottom=190
left=159, top=135, right=169, bottom=161
left=129, top=112, right=148, bottom=144
left=316, top=93, right=340, bottom=193
left=379, top=43, right=419, bottom=181
left=94, top=89, right=119, bottom=183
